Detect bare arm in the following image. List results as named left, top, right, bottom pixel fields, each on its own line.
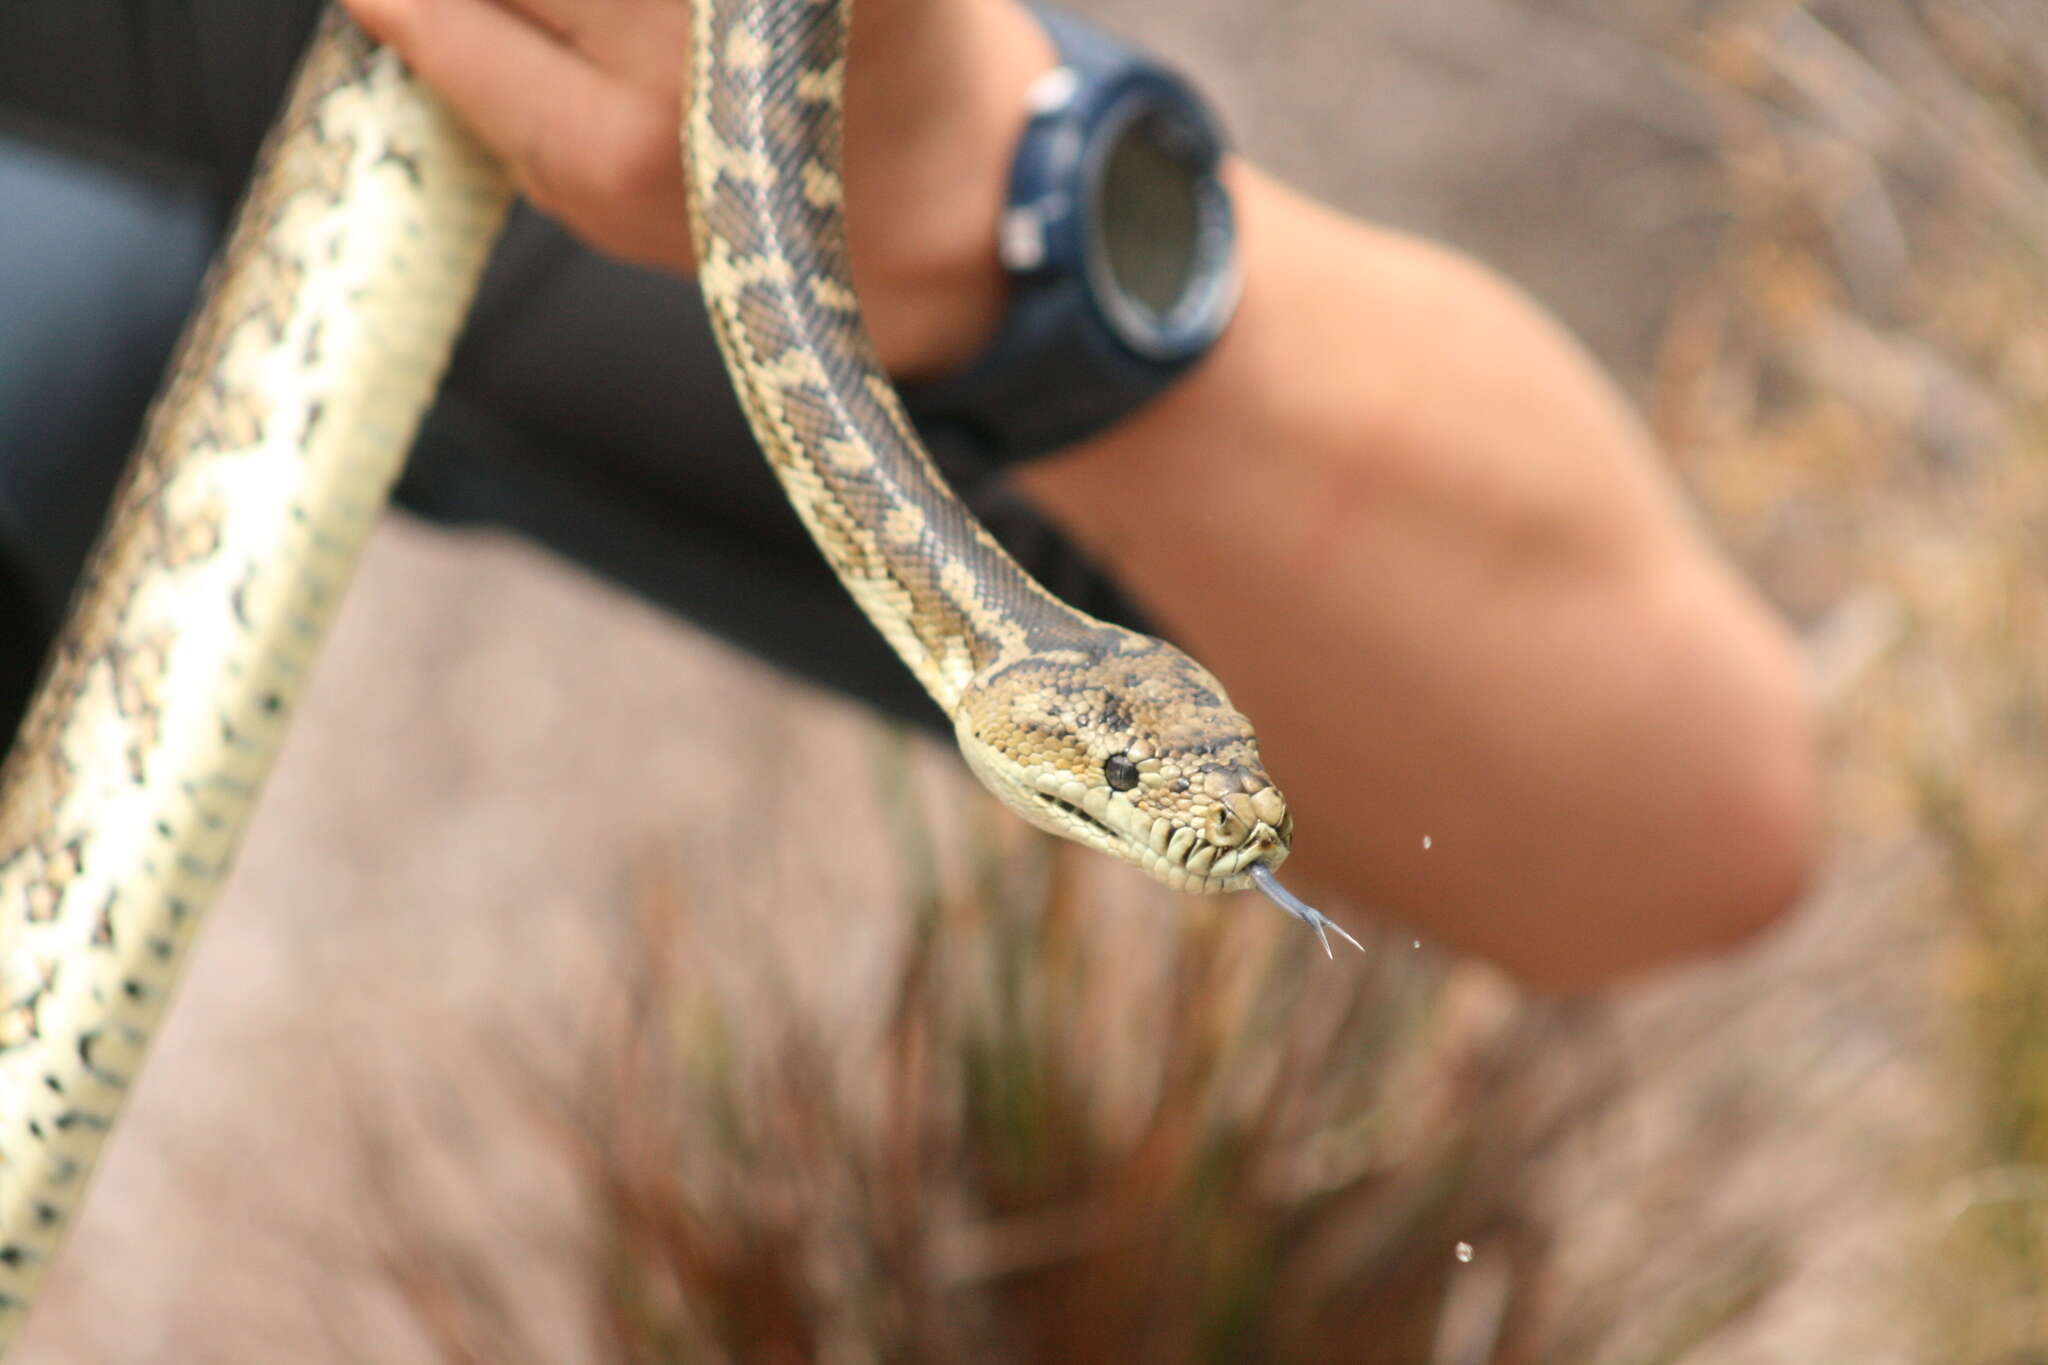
left=1015, top=176, right=1820, bottom=988
left=347, top=0, right=1821, bottom=988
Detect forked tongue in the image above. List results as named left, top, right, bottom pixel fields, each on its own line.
left=1249, top=863, right=1365, bottom=959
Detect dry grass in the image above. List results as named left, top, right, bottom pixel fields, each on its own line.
left=1668, top=0, right=2048, bottom=1356
left=361, top=787, right=1480, bottom=1362
left=361, top=781, right=1812, bottom=1364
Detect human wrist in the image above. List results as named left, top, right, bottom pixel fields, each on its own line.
left=1005, top=165, right=1327, bottom=597
left=846, top=0, right=1054, bottom=379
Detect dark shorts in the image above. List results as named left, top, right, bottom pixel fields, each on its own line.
left=0, top=2, right=1151, bottom=736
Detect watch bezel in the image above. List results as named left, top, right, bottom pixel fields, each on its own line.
left=1078, top=83, right=1239, bottom=364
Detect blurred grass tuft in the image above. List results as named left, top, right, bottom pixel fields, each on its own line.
left=515, top=801, right=1512, bottom=1364
left=1672, top=1, right=2048, bottom=1357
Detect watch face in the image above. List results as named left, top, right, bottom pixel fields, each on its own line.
left=1084, top=92, right=1235, bottom=363
left=1098, top=110, right=1200, bottom=317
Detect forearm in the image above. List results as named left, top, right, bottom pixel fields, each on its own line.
left=1015, top=169, right=1821, bottom=988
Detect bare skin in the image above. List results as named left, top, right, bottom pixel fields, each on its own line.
left=344, top=0, right=1822, bottom=990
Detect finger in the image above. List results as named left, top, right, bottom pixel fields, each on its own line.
left=498, top=0, right=690, bottom=95
left=344, top=0, right=695, bottom=271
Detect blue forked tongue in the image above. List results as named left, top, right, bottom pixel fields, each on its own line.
left=1249, top=863, right=1365, bottom=960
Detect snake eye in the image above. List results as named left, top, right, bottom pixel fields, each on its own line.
left=1103, top=753, right=1139, bottom=792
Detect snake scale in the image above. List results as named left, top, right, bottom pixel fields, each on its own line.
left=0, top=0, right=1353, bottom=1343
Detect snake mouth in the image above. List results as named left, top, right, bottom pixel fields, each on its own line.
left=1033, top=790, right=1118, bottom=842
left=1017, top=780, right=1287, bottom=893
left=1029, top=789, right=1276, bottom=890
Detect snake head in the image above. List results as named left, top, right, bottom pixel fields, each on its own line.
left=953, top=628, right=1294, bottom=895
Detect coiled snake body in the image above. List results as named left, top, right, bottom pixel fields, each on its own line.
left=0, top=0, right=1350, bottom=1341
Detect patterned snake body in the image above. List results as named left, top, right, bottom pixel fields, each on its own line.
left=689, top=0, right=1314, bottom=896
left=0, top=14, right=512, bottom=1335
left=0, top=0, right=1344, bottom=1344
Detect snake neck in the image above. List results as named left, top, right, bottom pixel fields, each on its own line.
left=686, top=0, right=1102, bottom=714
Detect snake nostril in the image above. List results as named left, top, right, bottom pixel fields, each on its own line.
left=1208, top=808, right=1249, bottom=848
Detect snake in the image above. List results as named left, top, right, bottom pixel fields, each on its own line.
left=0, top=0, right=1356, bottom=1344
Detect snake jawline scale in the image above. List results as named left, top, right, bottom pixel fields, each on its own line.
left=0, top=12, right=511, bottom=1344
left=686, top=0, right=1346, bottom=918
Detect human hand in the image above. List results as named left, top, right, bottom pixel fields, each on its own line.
left=342, top=0, right=1053, bottom=377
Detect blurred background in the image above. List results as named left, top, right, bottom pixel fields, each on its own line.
left=10, top=0, right=2048, bottom=1359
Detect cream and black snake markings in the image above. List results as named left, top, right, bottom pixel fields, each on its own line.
left=0, top=0, right=1353, bottom=1344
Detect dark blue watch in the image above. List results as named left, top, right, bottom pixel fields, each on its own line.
left=904, top=4, right=1239, bottom=472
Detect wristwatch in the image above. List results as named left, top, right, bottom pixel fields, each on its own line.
left=904, top=3, right=1240, bottom=472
